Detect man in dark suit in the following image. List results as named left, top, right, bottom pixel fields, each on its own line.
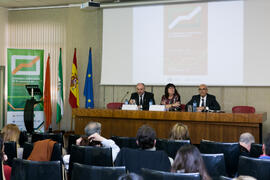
left=129, top=83, right=155, bottom=110
left=186, top=84, right=220, bottom=111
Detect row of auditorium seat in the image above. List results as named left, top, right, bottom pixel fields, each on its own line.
left=8, top=156, right=270, bottom=180
left=67, top=140, right=264, bottom=179
left=107, top=103, right=256, bottom=113
left=9, top=159, right=200, bottom=180
left=12, top=132, right=265, bottom=179
left=19, top=131, right=64, bottom=147
left=16, top=132, right=263, bottom=160
left=4, top=141, right=62, bottom=167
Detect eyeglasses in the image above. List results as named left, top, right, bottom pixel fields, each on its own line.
left=198, top=88, right=207, bottom=91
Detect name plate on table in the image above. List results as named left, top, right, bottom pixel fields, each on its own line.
left=149, top=105, right=166, bottom=111
left=122, top=104, right=138, bottom=110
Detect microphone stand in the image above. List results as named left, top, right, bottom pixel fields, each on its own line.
left=120, top=91, right=129, bottom=102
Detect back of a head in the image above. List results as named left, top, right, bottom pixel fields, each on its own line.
left=84, top=122, right=101, bottom=136
left=169, top=123, right=190, bottom=140
left=171, top=144, right=210, bottom=180
left=136, top=125, right=156, bottom=149
left=264, top=133, right=270, bottom=156
left=1, top=124, right=20, bottom=143
left=118, top=173, right=143, bottom=180
left=239, top=132, right=255, bottom=145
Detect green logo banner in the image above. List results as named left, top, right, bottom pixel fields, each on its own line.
left=7, top=49, right=44, bottom=131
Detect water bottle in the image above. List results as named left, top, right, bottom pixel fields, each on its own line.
left=149, top=100, right=153, bottom=106
left=124, top=99, right=128, bottom=105
left=192, top=100, right=197, bottom=112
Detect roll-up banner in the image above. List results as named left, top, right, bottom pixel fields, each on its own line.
left=7, top=49, right=44, bottom=132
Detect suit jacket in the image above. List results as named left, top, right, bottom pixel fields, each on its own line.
left=129, top=91, right=155, bottom=110
left=114, top=148, right=171, bottom=175
left=186, top=93, right=220, bottom=111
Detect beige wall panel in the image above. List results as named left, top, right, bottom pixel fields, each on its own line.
left=113, top=86, right=134, bottom=103
left=63, top=8, right=102, bottom=131
left=0, top=7, right=8, bottom=66
left=104, top=86, right=114, bottom=106
left=153, top=86, right=163, bottom=104
left=7, top=8, right=103, bottom=131
left=8, top=8, right=67, bottom=130
left=247, top=87, right=270, bottom=137
left=179, top=86, right=198, bottom=104
left=144, top=86, right=152, bottom=93
left=223, top=87, right=247, bottom=111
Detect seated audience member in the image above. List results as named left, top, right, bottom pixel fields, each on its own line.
left=136, top=125, right=156, bottom=150
left=239, top=132, right=255, bottom=157
left=171, top=144, right=211, bottom=180
left=169, top=123, right=190, bottom=140
left=118, top=173, right=143, bottom=180
left=63, top=122, right=120, bottom=169
left=186, top=84, right=220, bottom=112
left=115, top=125, right=172, bottom=173
left=0, top=135, right=11, bottom=180
left=129, top=83, right=155, bottom=110
left=259, top=132, right=270, bottom=160
left=161, top=83, right=181, bottom=111
left=1, top=124, right=23, bottom=159
left=135, top=125, right=173, bottom=164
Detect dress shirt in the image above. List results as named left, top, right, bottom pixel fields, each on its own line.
left=199, top=95, right=207, bottom=107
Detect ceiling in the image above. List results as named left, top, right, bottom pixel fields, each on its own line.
left=0, top=0, right=118, bottom=8
left=0, top=0, right=223, bottom=9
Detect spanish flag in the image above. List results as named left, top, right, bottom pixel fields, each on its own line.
left=69, top=48, right=80, bottom=108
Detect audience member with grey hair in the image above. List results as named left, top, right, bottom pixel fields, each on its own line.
left=63, top=122, right=120, bottom=170
left=76, top=122, right=120, bottom=161
left=239, top=132, right=255, bottom=157
left=84, top=122, right=101, bottom=136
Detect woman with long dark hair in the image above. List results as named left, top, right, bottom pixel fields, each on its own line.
left=171, top=144, right=211, bottom=180
left=161, top=83, right=181, bottom=111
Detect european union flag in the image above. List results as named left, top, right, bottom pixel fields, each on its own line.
left=84, top=48, right=94, bottom=108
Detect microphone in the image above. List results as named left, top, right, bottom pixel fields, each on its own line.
left=120, top=91, right=129, bottom=102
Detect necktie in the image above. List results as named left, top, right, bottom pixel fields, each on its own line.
left=201, top=98, right=205, bottom=107
left=139, top=95, right=142, bottom=105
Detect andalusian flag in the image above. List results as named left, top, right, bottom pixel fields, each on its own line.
left=56, top=48, right=64, bottom=124
left=84, top=48, right=94, bottom=108
left=44, top=54, right=52, bottom=130
left=69, top=48, right=80, bottom=108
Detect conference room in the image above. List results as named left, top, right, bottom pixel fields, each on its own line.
left=0, top=0, right=270, bottom=179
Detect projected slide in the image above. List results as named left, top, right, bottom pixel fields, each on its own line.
left=102, top=1, right=244, bottom=85
left=164, top=4, right=208, bottom=75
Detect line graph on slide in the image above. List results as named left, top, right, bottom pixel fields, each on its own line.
left=164, top=3, right=208, bottom=76
left=168, top=6, right=202, bottom=30
left=11, top=55, right=40, bottom=75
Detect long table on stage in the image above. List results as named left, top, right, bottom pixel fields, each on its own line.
left=73, top=108, right=266, bottom=144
